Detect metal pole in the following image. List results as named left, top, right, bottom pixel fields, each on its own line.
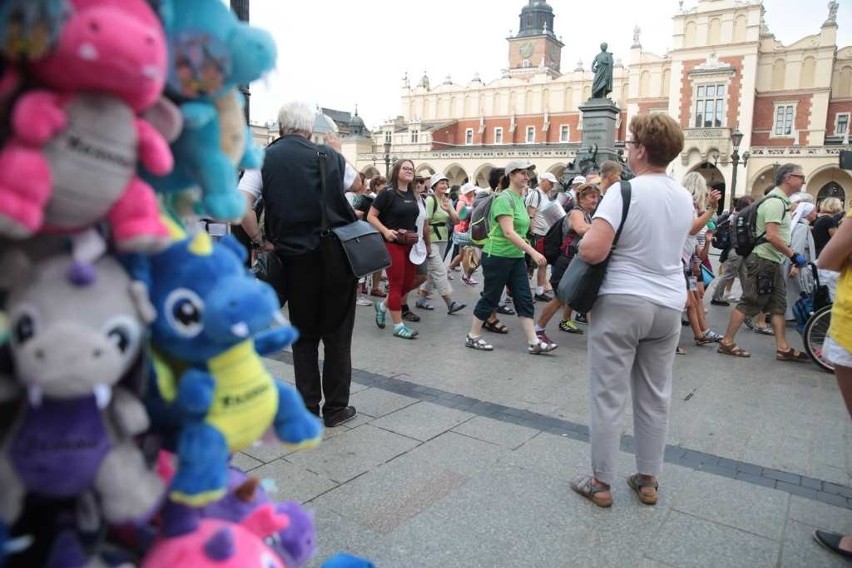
left=230, top=0, right=250, bottom=124
left=730, top=148, right=739, bottom=203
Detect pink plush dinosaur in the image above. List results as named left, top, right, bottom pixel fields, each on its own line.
left=0, top=0, right=173, bottom=252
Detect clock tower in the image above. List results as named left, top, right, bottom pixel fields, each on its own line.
left=507, top=0, right=564, bottom=77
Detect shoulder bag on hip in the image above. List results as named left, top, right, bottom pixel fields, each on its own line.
left=556, top=181, right=631, bottom=314
left=318, top=151, right=391, bottom=279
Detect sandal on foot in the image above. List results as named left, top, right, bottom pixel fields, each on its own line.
left=483, top=319, right=509, bottom=334
left=627, top=474, right=658, bottom=505
left=717, top=341, right=750, bottom=358
left=529, top=340, right=558, bottom=355
left=393, top=325, right=418, bottom=339
left=415, top=299, right=435, bottom=310
left=813, top=530, right=852, bottom=559
left=402, top=310, right=421, bottom=322
left=465, top=334, right=493, bottom=351
left=447, top=301, right=466, bottom=315
left=694, top=335, right=714, bottom=346
left=676, top=347, right=686, bottom=355
left=753, top=325, right=775, bottom=336
left=776, top=347, right=810, bottom=362
left=374, top=302, right=387, bottom=329
left=570, top=475, right=612, bottom=508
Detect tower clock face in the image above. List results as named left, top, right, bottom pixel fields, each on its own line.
left=519, top=41, right=534, bottom=59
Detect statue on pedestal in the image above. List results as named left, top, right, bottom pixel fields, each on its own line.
left=591, top=42, right=613, bottom=99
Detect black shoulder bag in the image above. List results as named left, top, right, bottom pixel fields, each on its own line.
left=556, top=181, right=631, bottom=314
left=318, top=151, right=391, bottom=279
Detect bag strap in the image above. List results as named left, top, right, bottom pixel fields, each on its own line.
left=611, top=180, right=632, bottom=249
left=318, top=150, right=330, bottom=234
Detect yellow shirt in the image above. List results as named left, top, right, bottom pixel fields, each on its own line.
left=829, top=209, right=852, bottom=352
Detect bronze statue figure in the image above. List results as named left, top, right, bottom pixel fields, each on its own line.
left=591, top=42, right=613, bottom=99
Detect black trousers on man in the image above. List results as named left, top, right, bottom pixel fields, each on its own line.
left=279, top=246, right=356, bottom=417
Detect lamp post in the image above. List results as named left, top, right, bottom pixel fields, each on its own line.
left=231, top=0, right=250, bottom=123
left=383, top=139, right=392, bottom=178
left=729, top=127, right=750, bottom=202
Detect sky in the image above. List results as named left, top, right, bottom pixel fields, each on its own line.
left=245, top=0, right=851, bottom=129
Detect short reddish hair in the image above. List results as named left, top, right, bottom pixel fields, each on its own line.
left=629, top=114, right=684, bottom=168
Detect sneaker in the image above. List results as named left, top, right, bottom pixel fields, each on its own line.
left=374, top=301, right=387, bottom=329
left=447, top=301, right=466, bottom=315
left=393, top=325, right=418, bottom=339
left=529, top=339, right=558, bottom=355
left=534, top=292, right=553, bottom=302
left=726, top=294, right=740, bottom=302
left=356, top=296, right=372, bottom=306
left=710, top=299, right=730, bottom=306
left=701, top=329, right=723, bottom=342
left=536, top=329, right=556, bottom=345
left=415, top=298, right=435, bottom=310
left=574, top=313, right=588, bottom=325
left=462, top=275, right=478, bottom=286
left=558, top=319, right=584, bottom=334
left=465, top=334, right=494, bottom=351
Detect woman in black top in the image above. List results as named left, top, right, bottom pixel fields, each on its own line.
left=367, top=159, right=424, bottom=339
left=813, top=197, right=844, bottom=258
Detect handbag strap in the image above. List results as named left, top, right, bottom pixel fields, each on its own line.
left=318, top=150, right=330, bottom=234
left=611, top=180, right=632, bottom=249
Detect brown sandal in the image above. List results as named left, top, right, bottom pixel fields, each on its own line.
left=776, top=348, right=810, bottom=362
left=717, top=341, right=750, bottom=358
left=483, top=318, right=509, bottom=334
left=570, top=475, right=612, bottom=508
left=627, top=474, right=658, bottom=505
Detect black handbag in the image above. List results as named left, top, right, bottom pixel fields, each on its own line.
left=251, top=249, right=287, bottom=305
left=556, top=181, right=631, bottom=314
left=318, top=151, right=391, bottom=279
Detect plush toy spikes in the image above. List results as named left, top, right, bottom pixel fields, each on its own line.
left=204, top=527, right=235, bottom=561
left=188, top=231, right=213, bottom=256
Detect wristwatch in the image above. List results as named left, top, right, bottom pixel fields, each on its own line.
left=250, top=239, right=266, bottom=249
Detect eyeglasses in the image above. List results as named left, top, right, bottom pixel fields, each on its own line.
left=625, top=140, right=640, bottom=146
left=401, top=167, right=415, bottom=173
left=789, top=173, right=806, bottom=181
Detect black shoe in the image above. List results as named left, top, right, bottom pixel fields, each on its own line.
left=813, top=530, right=852, bottom=559
left=323, top=406, right=357, bottom=428
left=534, top=292, right=553, bottom=302
left=574, top=313, right=588, bottom=325
left=710, top=299, right=730, bottom=306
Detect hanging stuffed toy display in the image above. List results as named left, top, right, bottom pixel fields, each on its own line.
left=142, top=0, right=276, bottom=222
left=0, top=252, right=164, bottom=551
left=0, top=0, right=173, bottom=253
left=141, top=231, right=321, bottom=506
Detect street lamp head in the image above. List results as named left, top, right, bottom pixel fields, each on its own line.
left=383, top=140, right=391, bottom=154
left=741, top=150, right=750, bottom=166
left=730, top=128, right=744, bottom=149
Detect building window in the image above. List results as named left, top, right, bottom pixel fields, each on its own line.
left=525, top=126, right=535, bottom=143
left=836, top=113, right=849, bottom=136
left=522, top=59, right=530, bottom=68
left=494, top=127, right=503, bottom=144
left=773, top=104, right=795, bottom=136
left=693, top=83, right=725, bottom=128
left=559, top=125, right=569, bottom=142
left=384, top=131, right=391, bottom=144
left=465, top=128, right=474, bottom=145
left=410, top=129, right=419, bottom=143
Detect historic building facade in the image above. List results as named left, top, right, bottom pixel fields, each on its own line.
left=341, top=0, right=852, bottom=208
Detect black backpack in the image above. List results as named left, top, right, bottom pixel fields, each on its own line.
left=733, top=195, right=786, bottom=257
left=711, top=212, right=731, bottom=250
left=542, top=214, right=568, bottom=265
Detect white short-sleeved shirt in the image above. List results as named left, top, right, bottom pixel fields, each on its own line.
left=593, top=174, right=694, bottom=310
left=524, top=188, right=551, bottom=236
left=237, top=163, right=358, bottom=200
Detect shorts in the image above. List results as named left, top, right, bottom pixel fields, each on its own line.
left=825, top=335, right=852, bottom=368
left=416, top=259, right=428, bottom=275
left=530, top=234, right=546, bottom=255
left=549, top=254, right=572, bottom=291
left=736, top=254, right=786, bottom=317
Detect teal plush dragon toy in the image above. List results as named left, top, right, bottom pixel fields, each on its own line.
left=141, top=0, right=276, bottom=221
left=141, top=228, right=322, bottom=506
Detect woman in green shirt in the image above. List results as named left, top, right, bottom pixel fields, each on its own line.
left=465, top=161, right=557, bottom=354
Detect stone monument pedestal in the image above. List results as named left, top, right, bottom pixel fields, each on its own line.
left=577, top=97, right=621, bottom=168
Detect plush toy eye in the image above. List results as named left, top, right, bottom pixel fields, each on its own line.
left=164, top=289, right=204, bottom=338
left=9, top=304, right=39, bottom=346
left=102, top=316, right=141, bottom=357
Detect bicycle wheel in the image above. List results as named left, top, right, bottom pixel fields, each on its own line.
left=803, top=304, right=834, bottom=373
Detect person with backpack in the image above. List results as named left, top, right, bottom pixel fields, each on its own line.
left=710, top=196, right=754, bottom=306
left=716, top=163, right=810, bottom=360
left=525, top=172, right=561, bottom=301
left=464, top=160, right=557, bottom=354
left=534, top=183, right=601, bottom=344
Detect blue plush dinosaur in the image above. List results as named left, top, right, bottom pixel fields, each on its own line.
left=142, top=0, right=276, bottom=222
left=142, top=231, right=321, bottom=506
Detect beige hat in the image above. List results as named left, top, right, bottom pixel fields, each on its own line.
left=539, top=172, right=558, bottom=184
left=430, top=173, right=449, bottom=188
left=505, top=159, right=535, bottom=174
left=570, top=175, right=586, bottom=186
left=460, top=182, right=477, bottom=195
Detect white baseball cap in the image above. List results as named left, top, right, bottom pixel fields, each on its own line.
left=570, top=175, right=586, bottom=186
left=460, top=182, right=477, bottom=195
left=505, top=159, right=536, bottom=174
left=539, top=172, right=558, bottom=184
left=430, top=173, right=449, bottom=188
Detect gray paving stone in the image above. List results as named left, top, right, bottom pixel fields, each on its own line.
left=509, top=431, right=592, bottom=479
left=347, top=388, right=418, bottom=418
left=646, top=511, right=778, bottom=568
left=309, top=451, right=469, bottom=535
left=371, top=401, right=474, bottom=442
left=764, top=468, right=802, bottom=485
left=285, top=424, right=420, bottom=484
left=665, top=468, right=789, bottom=540
left=736, top=471, right=778, bottom=489
left=404, top=431, right=510, bottom=477
left=250, top=458, right=339, bottom=504
left=231, top=451, right=263, bottom=472
left=788, top=496, right=852, bottom=533
left=239, top=440, right=296, bottom=463
left=815, top=492, right=850, bottom=508
left=823, top=482, right=852, bottom=499
left=308, top=508, right=383, bottom=567
left=451, top=415, right=540, bottom=449
left=777, top=481, right=819, bottom=500
left=780, top=520, right=852, bottom=568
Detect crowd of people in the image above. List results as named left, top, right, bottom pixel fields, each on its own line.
left=237, top=101, right=851, bottom=559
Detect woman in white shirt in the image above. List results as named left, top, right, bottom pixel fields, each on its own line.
left=570, top=114, right=693, bottom=508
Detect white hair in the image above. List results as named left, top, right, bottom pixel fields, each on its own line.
left=277, top=102, right=314, bottom=136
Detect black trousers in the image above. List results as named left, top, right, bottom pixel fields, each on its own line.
left=279, top=246, right=357, bottom=416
